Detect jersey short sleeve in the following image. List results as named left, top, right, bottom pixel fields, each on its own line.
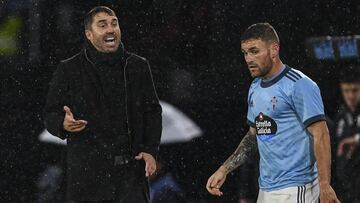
left=247, top=87, right=256, bottom=127
left=291, top=77, right=326, bottom=127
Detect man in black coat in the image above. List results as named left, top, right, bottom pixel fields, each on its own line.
left=43, top=6, right=162, bottom=202
left=334, top=67, right=360, bottom=203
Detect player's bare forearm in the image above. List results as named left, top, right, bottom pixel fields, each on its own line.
left=222, top=127, right=257, bottom=174
left=307, top=121, right=331, bottom=185
left=308, top=121, right=340, bottom=202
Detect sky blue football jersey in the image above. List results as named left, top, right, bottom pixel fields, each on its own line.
left=246, top=65, right=325, bottom=191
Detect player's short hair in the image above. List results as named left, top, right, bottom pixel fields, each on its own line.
left=241, top=22, right=280, bottom=44
left=339, top=64, right=360, bottom=83
left=84, top=6, right=116, bottom=30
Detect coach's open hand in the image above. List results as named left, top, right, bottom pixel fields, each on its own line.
left=135, top=152, right=156, bottom=177
left=206, top=165, right=227, bottom=196
left=63, top=106, right=87, bottom=132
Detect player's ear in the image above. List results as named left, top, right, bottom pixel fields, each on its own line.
left=270, top=42, right=279, bottom=59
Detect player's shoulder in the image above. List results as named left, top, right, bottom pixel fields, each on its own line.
left=284, top=67, right=319, bottom=92
left=247, top=78, right=260, bottom=100
left=282, top=66, right=316, bottom=85
left=249, top=78, right=261, bottom=90
left=282, top=66, right=305, bottom=83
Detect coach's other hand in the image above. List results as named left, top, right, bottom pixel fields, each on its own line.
left=135, top=152, right=156, bottom=177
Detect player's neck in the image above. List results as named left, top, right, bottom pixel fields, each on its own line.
left=263, top=60, right=285, bottom=80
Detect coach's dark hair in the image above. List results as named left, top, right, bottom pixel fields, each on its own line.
left=241, top=22, right=280, bottom=44
left=84, top=6, right=116, bottom=30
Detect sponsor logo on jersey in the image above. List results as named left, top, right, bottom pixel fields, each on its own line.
left=255, top=112, right=278, bottom=141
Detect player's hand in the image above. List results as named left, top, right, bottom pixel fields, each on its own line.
left=337, top=136, right=359, bottom=159
left=135, top=152, right=156, bottom=177
left=320, top=183, right=341, bottom=203
left=63, top=106, right=87, bottom=132
left=206, top=166, right=227, bottom=196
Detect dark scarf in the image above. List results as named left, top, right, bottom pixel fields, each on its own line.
left=85, top=40, right=125, bottom=67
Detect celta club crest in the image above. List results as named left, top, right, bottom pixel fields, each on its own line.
left=271, top=96, right=277, bottom=111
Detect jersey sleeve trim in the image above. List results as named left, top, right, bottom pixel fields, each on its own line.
left=303, top=114, right=326, bottom=127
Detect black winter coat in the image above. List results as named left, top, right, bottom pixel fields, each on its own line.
left=43, top=45, right=162, bottom=201
left=334, top=105, right=360, bottom=202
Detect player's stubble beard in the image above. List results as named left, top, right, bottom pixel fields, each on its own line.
left=251, top=54, right=273, bottom=79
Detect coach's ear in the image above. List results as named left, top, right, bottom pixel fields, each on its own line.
left=85, top=30, right=92, bottom=41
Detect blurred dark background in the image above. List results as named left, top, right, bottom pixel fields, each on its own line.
left=1, top=0, right=360, bottom=202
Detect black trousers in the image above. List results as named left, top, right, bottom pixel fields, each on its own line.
left=70, top=160, right=150, bottom=203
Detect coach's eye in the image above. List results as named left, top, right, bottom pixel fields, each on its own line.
left=251, top=50, right=259, bottom=55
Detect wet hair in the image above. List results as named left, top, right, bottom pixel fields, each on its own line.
left=84, top=6, right=116, bottom=30
left=241, top=22, right=280, bottom=44
left=339, top=64, right=360, bottom=83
